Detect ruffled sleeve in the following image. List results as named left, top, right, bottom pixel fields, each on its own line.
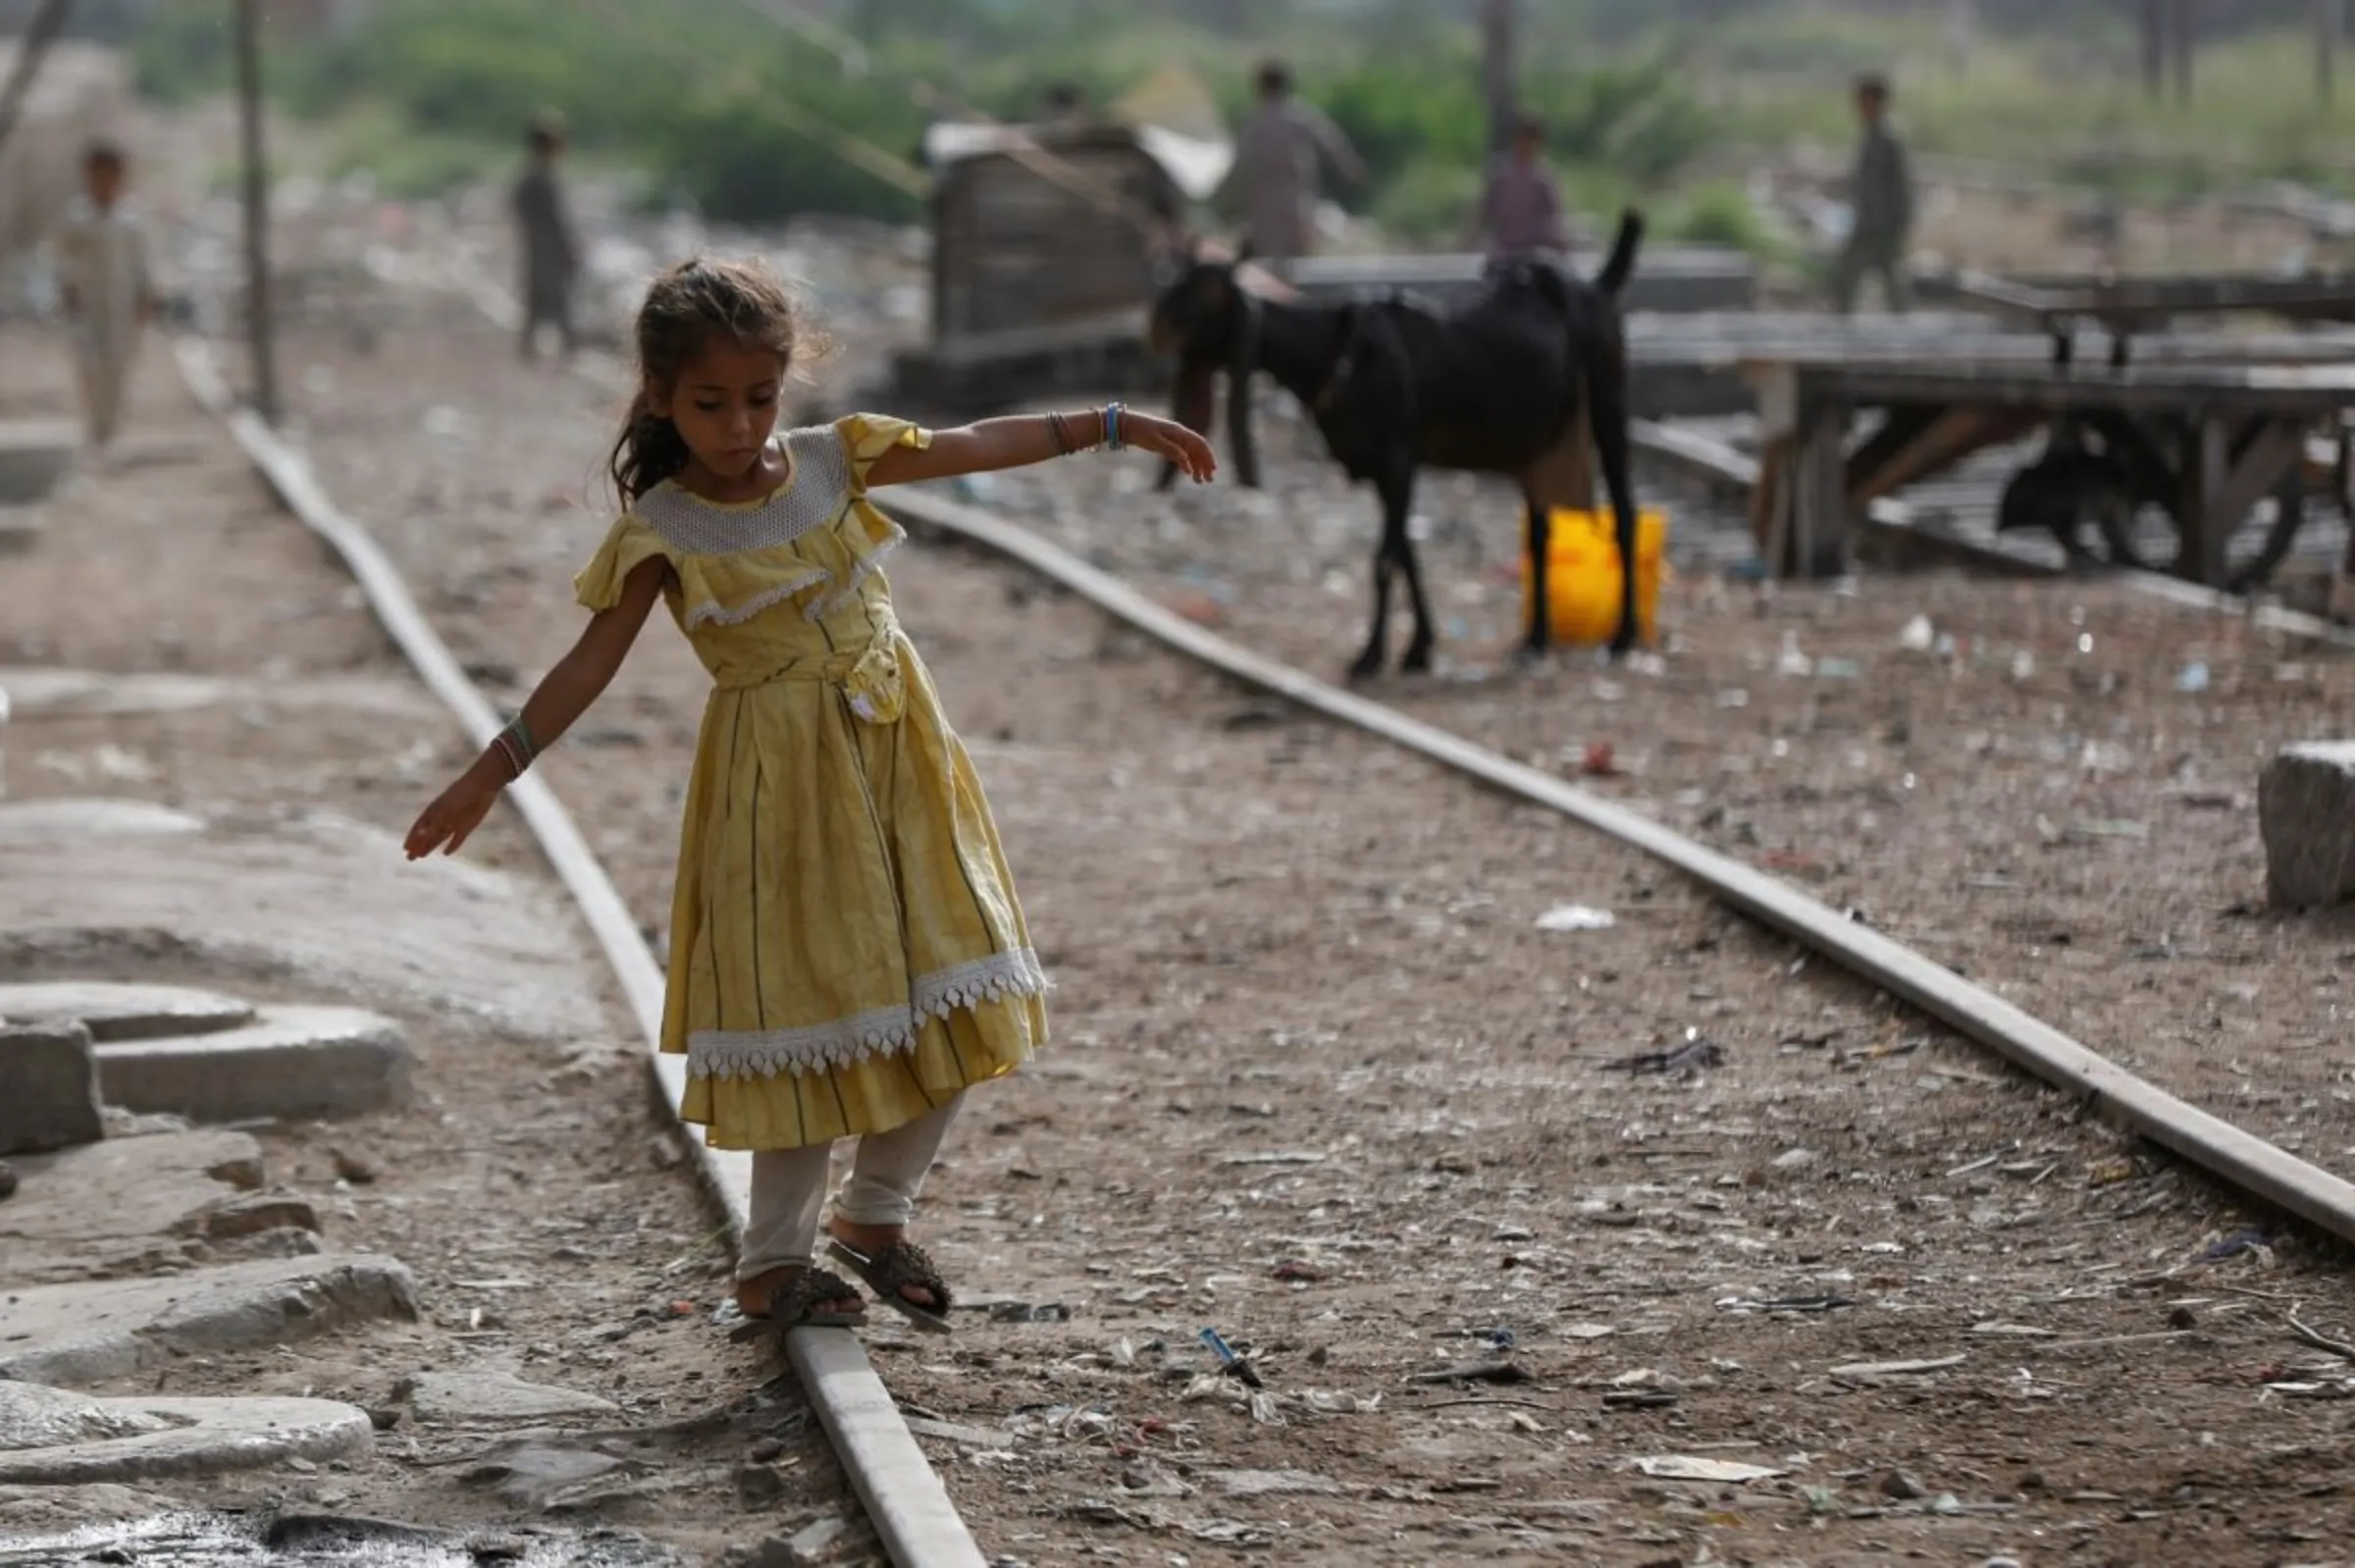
left=573, top=514, right=673, bottom=611
left=835, top=413, right=932, bottom=496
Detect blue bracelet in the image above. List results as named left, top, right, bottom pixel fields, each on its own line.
left=1104, top=402, right=1124, bottom=451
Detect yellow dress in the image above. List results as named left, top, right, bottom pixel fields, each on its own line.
left=573, top=414, right=1047, bottom=1150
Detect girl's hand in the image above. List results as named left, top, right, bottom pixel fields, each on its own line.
left=1122, top=412, right=1218, bottom=483
left=404, top=769, right=504, bottom=861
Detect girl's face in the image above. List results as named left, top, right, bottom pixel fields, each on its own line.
left=651, top=336, right=789, bottom=480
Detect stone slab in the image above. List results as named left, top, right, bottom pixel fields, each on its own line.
left=2, top=1127, right=267, bottom=1282
left=0, top=980, right=257, bottom=1042
left=0, top=1382, right=372, bottom=1484
left=403, top=1371, right=622, bottom=1425
left=0, top=420, right=76, bottom=505
left=0, top=1253, right=420, bottom=1386
left=0, top=666, right=437, bottom=721
left=0, top=1021, right=103, bottom=1156
left=0, top=808, right=602, bottom=1044
left=2260, top=741, right=2355, bottom=908
left=0, top=797, right=206, bottom=843
left=93, top=1005, right=413, bottom=1124
left=0, top=668, right=229, bottom=716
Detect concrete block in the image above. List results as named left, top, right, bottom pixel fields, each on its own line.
left=0, top=420, right=77, bottom=505
left=0, top=797, right=205, bottom=843
left=0, top=1254, right=420, bottom=1386
left=2260, top=742, right=2355, bottom=908
left=0, top=981, right=257, bottom=1043
left=0, top=1383, right=372, bottom=1484
left=4, top=1128, right=267, bottom=1285
left=0, top=505, right=43, bottom=556
left=94, top=1005, right=413, bottom=1124
left=401, top=1371, right=621, bottom=1425
left=0, top=1022, right=104, bottom=1156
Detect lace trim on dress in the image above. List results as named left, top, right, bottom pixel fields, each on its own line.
left=680, top=565, right=831, bottom=630
left=802, top=523, right=905, bottom=622
left=685, top=948, right=1050, bottom=1079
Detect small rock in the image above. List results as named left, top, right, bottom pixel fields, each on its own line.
left=365, top=1405, right=404, bottom=1431
left=2167, top=1304, right=2197, bottom=1330
left=648, top=1132, right=685, bottom=1171
left=1771, top=1147, right=1818, bottom=1171
left=243, top=1226, right=325, bottom=1258
left=330, top=1147, right=379, bottom=1185
left=201, top=1193, right=321, bottom=1240
left=1878, top=1468, right=1928, bottom=1500
left=2016, top=1469, right=2046, bottom=1492
left=1983, top=1557, right=2025, bottom=1568
left=734, top=1460, right=789, bottom=1509
left=746, top=1437, right=786, bottom=1464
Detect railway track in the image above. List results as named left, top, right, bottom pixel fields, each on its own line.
left=167, top=261, right=2355, bottom=1563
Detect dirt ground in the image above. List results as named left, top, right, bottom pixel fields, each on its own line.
left=0, top=335, right=859, bottom=1565
left=223, top=281, right=2355, bottom=1567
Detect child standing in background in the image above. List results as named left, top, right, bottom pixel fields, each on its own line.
left=53, top=140, right=155, bottom=452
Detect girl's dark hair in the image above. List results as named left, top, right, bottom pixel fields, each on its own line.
left=607, top=256, right=821, bottom=505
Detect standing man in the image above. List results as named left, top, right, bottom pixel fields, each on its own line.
left=1467, top=113, right=1571, bottom=267
left=1217, top=60, right=1364, bottom=267
left=512, top=109, right=581, bottom=362
left=1830, top=73, right=1913, bottom=314
left=53, top=139, right=155, bottom=453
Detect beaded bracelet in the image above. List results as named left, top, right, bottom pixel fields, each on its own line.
left=492, top=715, right=538, bottom=781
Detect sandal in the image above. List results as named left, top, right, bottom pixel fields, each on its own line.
left=727, top=1266, right=867, bottom=1340
left=826, top=1235, right=955, bottom=1335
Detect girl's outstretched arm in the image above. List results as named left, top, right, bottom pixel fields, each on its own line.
left=865, top=407, right=1216, bottom=489
left=403, top=555, right=667, bottom=860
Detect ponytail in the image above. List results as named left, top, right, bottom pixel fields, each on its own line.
left=607, top=392, right=691, bottom=506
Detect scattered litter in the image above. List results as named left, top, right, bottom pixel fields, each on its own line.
left=2193, top=1228, right=2273, bottom=1265
left=2286, top=1312, right=2355, bottom=1363
left=1831, top=1354, right=1966, bottom=1381
left=1198, top=1328, right=1264, bottom=1389
left=1299, top=1389, right=1382, bottom=1415
left=1560, top=1324, right=1617, bottom=1340
left=1718, top=1293, right=1855, bottom=1314
left=1215, top=1151, right=1325, bottom=1168
left=1537, top=904, right=1617, bottom=933
left=1815, top=656, right=1862, bottom=680
left=1970, top=1323, right=2058, bottom=1339
left=2174, top=659, right=2211, bottom=693
left=1408, top=1360, right=1532, bottom=1386
left=1898, top=614, right=1935, bottom=652
left=1578, top=740, right=1622, bottom=777
left=1602, top=1036, right=1723, bottom=1074
left=1775, top=631, right=1813, bottom=677
left=1633, top=1455, right=1786, bottom=1484
left=1211, top=1469, right=1341, bottom=1498
left=988, top=1300, right=1072, bottom=1324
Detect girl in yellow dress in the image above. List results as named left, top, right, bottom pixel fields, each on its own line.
left=406, top=257, right=1215, bottom=1332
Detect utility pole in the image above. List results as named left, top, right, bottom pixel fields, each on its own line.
left=2321, top=0, right=2338, bottom=107
left=233, top=0, right=279, bottom=424
left=1481, top=0, right=1516, bottom=157
left=2140, top=0, right=2166, bottom=101
left=2170, top=0, right=2195, bottom=106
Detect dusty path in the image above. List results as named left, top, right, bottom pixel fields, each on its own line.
left=0, top=333, right=853, bottom=1563
left=265, top=302, right=2355, bottom=1567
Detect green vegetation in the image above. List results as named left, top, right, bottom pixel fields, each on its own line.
left=125, top=0, right=2355, bottom=258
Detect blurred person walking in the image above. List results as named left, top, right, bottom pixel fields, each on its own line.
left=1217, top=60, right=1363, bottom=266
left=513, top=110, right=583, bottom=360
left=1829, top=73, right=1914, bottom=314
left=52, top=139, right=155, bottom=452
left=1467, top=113, right=1571, bottom=268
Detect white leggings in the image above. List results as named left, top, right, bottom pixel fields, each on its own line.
left=737, top=1097, right=962, bottom=1281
